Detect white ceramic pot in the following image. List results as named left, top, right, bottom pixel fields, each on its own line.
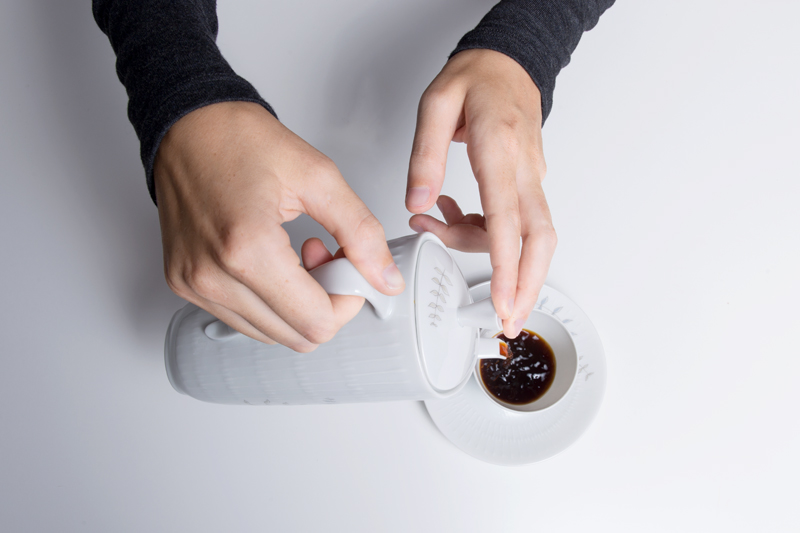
left=164, top=233, right=502, bottom=405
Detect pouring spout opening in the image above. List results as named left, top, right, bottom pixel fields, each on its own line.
left=474, top=337, right=508, bottom=360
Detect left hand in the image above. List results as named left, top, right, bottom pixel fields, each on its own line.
left=405, top=49, right=557, bottom=339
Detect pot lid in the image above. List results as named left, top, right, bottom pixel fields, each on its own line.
left=414, top=239, right=476, bottom=392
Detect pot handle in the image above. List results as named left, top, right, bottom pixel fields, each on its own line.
left=203, top=258, right=394, bottom=341
left=308, top=258, right=394, bottom=319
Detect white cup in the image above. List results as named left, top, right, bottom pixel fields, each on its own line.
left=475, top=309, right=578, bottom=412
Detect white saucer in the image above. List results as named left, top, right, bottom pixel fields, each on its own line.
left=424, top=282, right=606, bottom=465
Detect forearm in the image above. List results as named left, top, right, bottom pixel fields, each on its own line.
left=92, top=0, right=275, bottom=203
left=451, top=0, right=615, bottom=123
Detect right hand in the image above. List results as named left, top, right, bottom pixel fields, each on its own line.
left=154, top=102, right=405, bottom=352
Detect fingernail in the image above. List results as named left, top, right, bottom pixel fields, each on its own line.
left=503, top=320, right=518, bottom=339
left=382, top=263, right=404, bottom=290
left=506, top=297, right=515, bottom=318
left=514, top=318, right=525, bottom=336
left=406, top=187, right=430, bottom=208
left=410, top=222, right=424, bottom=234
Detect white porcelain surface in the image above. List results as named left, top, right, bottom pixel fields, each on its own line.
left=425, top=282, right=606, bottom=465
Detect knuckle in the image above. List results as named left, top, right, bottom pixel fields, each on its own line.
left=165, top=275, right=190, bottom=300
left=539, top=225, right=558, bottom=249
left=507, top=210, right=524, bottom=233
left=256, top=334, right=277, bottom=345
left=512, top=212, right=523, bottom=232
left=216, top=226, right=263, bottom=277
left=476, top=118, right=522, bottom=157
left=289, top=340, right=318, bottom=354
left=532, top=156, right=547, bottom=180
left=163, top=263, right=186, bottom=296
left=353, top=212, right=386, bottom=244
left=494, top=115, right=521, bottom=135
left=310, top=153, right=340, bottom=180
left=498, top=127, right=521, bottom=155
left=486, top=210, right=521, bottom=237
left=287, top=151, right=341, bottom=189
left=184, top=265, right=221, bottom=300
left=300, top=321, right=338, bottom=345
left=420, top=84, right=452, bottom=110
left=497, top=116, right=522, bottom=135
left=308, top=156, right=346, bottom=194
left=319, top=154, right=339, bottom=175
left=217, top=233, right=245, bottom=271
left=410, top=141, right=441, bottom=164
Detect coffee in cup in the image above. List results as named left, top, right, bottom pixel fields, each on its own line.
left=479, top=329, right=556, bottom=405
left=475, top=310, right=578, bottom=412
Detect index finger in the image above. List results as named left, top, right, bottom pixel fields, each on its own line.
left=468, top=135, right=522, bottom=326
left=406, top=85, right=464, bottom=213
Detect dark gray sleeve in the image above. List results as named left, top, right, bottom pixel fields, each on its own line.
left=451, top=0, right=615, bottom=123
left=92, top=0, right=276, bottom=204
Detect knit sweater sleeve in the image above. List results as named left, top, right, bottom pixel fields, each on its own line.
left=92, top=0, right=276, bottom=204
left=451, top=0, right=615, bottom=123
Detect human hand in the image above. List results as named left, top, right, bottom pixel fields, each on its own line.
left=405, top=49, right=556, bottom=339
left=154, top=102, right=405, bottom=352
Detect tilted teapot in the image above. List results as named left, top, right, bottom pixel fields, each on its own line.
left=164, top=232, right=505, bottom=405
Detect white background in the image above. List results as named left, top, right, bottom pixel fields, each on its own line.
left=1, top=1, right=798, bottom=531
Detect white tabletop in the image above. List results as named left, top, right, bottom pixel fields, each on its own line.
left=2, top=1, right=798, bottom=531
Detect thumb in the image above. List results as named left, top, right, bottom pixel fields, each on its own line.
left=406, top=86, right=463, bottom=214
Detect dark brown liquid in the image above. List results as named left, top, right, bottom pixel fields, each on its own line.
left=479, top=329, right=556, bottom=405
